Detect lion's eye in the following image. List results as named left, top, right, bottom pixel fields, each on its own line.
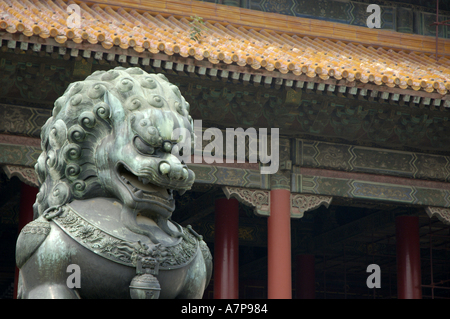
left=134, top=136, right=155, bottom=155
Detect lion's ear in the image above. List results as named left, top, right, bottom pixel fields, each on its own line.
left=104, top=91, right=125, bottom=123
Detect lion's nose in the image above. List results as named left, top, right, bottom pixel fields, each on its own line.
left=158, top=157, right=189, bottom=181
left=159, top=162, right=171, bottom=175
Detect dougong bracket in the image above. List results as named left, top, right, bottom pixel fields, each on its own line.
left=222, top=186, right=270, bottom=217
left=425, top=206, right=450, bottom=225
left=2, top=165, right=39, bottom=188
left=290, top=194, right=333, bottom=218
left=222, top=186, right=332, bottom=218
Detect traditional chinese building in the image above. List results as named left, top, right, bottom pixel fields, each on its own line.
left=1, top=0, right=450, bottom=299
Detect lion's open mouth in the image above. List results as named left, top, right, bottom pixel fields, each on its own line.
left=117, top=163, right=173, bottom=202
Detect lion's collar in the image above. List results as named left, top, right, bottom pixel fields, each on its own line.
left=47, top=198, right=200, bottom=269
left=64, top=198, right=181, bottom=245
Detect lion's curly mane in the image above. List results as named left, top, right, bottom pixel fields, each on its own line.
left=34, top=67, right=192, bottom=218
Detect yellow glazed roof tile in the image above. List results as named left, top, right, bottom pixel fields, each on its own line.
left=1, top=0, right=450, bottom=95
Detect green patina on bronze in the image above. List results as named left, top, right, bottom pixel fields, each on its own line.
left=15, top=67, right=212, bottom=299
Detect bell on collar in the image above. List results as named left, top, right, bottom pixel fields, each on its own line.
left=129, top=256, right=161, bottom=299
left=129, top=273, right=161, bottom=299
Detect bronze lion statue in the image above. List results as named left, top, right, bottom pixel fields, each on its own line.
left=15, top=67, right=212, bottom=299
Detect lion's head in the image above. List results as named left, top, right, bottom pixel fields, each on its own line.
left=35, top=67, right=195, bottom=235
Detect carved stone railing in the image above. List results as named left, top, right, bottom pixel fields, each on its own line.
left=222, top=186, right=333, bottom=218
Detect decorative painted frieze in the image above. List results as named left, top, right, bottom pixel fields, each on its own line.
left=0, top=104, right=51, bottom=138
left=293, top=139, right=450, bottom=182
left=293, top=173, right=450, bottom=208
left=246, top=0, right=450, bottom=38
left=0, top=143, right=41, bottom=167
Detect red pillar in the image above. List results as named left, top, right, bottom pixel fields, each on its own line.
left=395, top=216, right=422, bottom=299
left=295, top=254, right=315, bottom=299
left=14, top=182, right=38, bottom=299
left=214, top=197, right=239, bottom=299
left=268, top=189, right=292, bottom=299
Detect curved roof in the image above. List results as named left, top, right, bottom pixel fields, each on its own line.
left=1, top=0, right=450, bottom=95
